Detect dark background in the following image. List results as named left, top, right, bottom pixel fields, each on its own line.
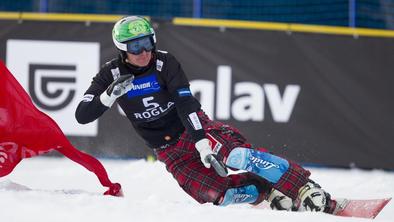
left=1, top=20, right=393, bottom=169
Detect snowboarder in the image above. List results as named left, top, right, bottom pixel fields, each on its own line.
left=75, top=16, right=336, bottom=212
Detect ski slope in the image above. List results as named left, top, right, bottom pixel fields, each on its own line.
left=0, top=157, right=393, bottom=222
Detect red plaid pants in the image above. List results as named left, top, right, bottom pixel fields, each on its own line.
left=154, top=112, right=310, bottom=204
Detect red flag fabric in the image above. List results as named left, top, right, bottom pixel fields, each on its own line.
left=0, top=61, right=122, bottom=196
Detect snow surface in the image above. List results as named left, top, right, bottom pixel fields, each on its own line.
left=0, top=157, right=393, bottom=222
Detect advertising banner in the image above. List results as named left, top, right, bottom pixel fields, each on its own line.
left=1, top=20, right=393, bottom=169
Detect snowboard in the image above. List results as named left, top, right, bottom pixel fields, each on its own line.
left=332, top=198, right=391, bottom=219
left=253, top=198, right=391, bottom=219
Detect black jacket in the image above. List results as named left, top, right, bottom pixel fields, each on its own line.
left=75, top=51, right=205, bottom=148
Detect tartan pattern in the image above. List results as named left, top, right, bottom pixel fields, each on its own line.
left=273, top=160, right=311, bottom=200
left=154, top=111, right=311, bottom=204
left=154, top=132, right=261, bottom=204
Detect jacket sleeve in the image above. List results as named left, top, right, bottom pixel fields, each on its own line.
left=75, top=66, right=113, bottom=124
left=163, top=53, right=206, bottom=142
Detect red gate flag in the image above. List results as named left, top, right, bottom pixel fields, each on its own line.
left=0, top=61, right=122, bottom=196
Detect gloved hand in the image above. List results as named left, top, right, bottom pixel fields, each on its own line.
left=195, top=138, right=214, bottom=168
left=100, top=74, right=134, bottom=107
left=195, top=138, right=228, bottom=177
left=268, top=189, right=294, bottom=211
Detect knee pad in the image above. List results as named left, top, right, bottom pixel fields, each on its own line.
left=226, top=147, right=289, bottom=183
left=220, top=184, right=259, bottom=206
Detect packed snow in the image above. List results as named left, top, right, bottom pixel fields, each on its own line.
left=0, top=157, right=393, bottom=222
